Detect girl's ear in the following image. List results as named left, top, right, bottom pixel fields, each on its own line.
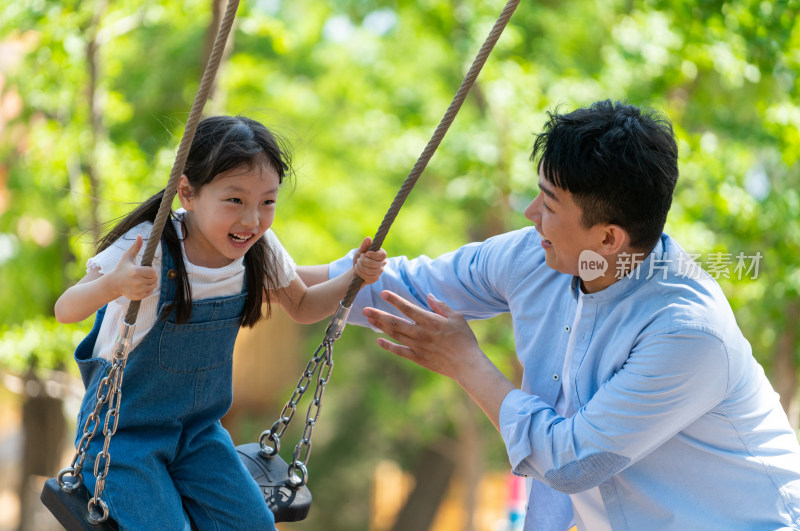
left=177, top=175, right=194, bottom=211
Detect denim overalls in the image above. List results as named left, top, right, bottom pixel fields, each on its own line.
left=74, top=243, right=276, bottom=530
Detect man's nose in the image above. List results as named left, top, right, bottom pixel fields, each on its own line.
left=524, top=193, right=542, bottom=224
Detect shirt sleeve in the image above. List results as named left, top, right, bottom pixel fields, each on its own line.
left=499, top=328, right=729, bottom=494
left=264, top=229, right=297, bottom=289
left=328, top=229, right=534, bottom=326
left=87, top=222, right=156, bottom=274
left=86, top=222, right=161, bottom=304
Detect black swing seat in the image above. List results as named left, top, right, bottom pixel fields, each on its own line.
left=40, top=478, right=119, bottom=531
left=236, top=442, right=312, bottom=523
left=41, top=447, right=310, bottom=528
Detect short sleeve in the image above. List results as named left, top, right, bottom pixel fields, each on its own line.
left=87, top=222, right=158, bottom=275
left=264, top=229, right=296, bottom=289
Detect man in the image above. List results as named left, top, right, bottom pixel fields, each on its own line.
left=303, top=100, right=800, bottom=529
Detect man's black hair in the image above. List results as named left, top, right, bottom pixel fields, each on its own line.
left=531, top=100, right=679, bottom=250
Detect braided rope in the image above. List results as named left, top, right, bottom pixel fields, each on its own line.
left=124, top=0, right=240, bottom=324
left=341, top=0, right=520, bottom=306
left=124, top=0, right=519, bottom=315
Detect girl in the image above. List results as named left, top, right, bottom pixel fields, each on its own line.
left=54, top=115, right=387, bottom=530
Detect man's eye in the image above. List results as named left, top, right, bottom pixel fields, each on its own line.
left=543, top=202, right=553, bottom=212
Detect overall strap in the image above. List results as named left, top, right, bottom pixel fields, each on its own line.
left=158, top=230, right=181, bottom=311
left=157, top=224, right=250, bottom=316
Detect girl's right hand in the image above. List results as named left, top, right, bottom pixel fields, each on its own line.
left=109, top=235, right=158, bottom=300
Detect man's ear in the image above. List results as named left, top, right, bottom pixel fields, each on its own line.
left=177, top=175, right=194, bottom=211
left=597, top=224, right=629, bottom=256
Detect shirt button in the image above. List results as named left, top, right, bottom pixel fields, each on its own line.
left=565, top=325, right=570, bottom=332
left=553, top=373, right=559, bottom=381
left=167, top=269, right=177, bottom=279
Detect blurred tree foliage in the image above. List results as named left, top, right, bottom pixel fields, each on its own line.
left=1, top=0, right=799, bottom=529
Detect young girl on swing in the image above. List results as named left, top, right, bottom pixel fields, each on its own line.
left=54, top=115, right=387, bottom=530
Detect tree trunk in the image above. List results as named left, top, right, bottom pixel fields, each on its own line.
left=84, top=0, right=108, bottom=241
left=17, top=373, right=66, bottom=531
left=774, top=301, right=799, bottom=428
left=390, top=444, right=456, bottom=531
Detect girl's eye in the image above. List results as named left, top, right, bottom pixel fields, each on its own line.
left=263, top=199, right=276, bottom=206
left=227, top=198, right=242, bottom=204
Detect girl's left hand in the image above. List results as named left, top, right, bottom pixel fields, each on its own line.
left=353, top=236, right=387, bottom=285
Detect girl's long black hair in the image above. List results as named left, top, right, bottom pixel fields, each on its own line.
left=97, top=116, right=293, bottom=327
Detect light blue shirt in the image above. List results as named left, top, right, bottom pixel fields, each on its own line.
left=331, top=228, right=800, bottom=530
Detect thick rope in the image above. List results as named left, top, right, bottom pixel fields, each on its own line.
left=125, top=0, right=240, bottom=324
left=341, top=0, right=521, bottom=307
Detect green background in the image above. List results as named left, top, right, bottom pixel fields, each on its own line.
left=1, top=0, right=799, bottom=529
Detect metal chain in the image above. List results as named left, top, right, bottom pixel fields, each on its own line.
left=258, top=304, right=349, bottom=487
left=286, top=341, right=333, bottom=486
left=256, top=0, right=521, bottom=490
left=87, top=347, right=128, bottom=524
left=56, top=323, right=134, bottom=524
left=51, top=0, right=242, bottom=523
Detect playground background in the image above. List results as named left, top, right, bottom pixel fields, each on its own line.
left=1, top=0, right=799, bottom=529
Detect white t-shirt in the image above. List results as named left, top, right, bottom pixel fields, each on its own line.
left=87, top=210, right=297, bottom=361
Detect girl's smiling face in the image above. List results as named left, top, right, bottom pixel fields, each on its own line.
left=178, top=163, right=280, bottom=268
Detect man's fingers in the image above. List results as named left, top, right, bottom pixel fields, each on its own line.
left=379, top=290, right=435, bottom=323
left=375, top=337, right=415, bottom=359
left=427, top=294, right=453, bottom=318
left=364, top=307, right=415, bottom=340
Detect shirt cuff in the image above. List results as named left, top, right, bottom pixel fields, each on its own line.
left=327, top=250, right=380, bottom=329
left=329, top=251, right=356, bottom=279
left=499, top=389, right=552, bottom=476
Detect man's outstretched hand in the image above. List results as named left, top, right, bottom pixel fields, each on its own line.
left=362, top=290, right=515, bottom=432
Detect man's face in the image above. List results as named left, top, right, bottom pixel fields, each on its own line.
left=524, top=166, right=603, bottom=277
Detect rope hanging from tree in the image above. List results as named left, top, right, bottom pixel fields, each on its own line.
left=41, top=2, right=242, bottom=529
left=126, top=0, right=240, bottom=323
left=40, top=0, right=521, bottom=527
left=253, top=0, right=521, bottom=517
left=341, top=0, right=520, bottom=305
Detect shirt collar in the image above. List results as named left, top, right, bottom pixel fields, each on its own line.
left=572, top=235, right=666, bottom=303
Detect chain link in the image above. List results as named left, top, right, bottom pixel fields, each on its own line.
left=89, top=352, right=127, bottom=523
left=259, top=303, right=349, bottom=488
left=287, top=341, right=333, bottom=486
left=259, top=342, right=326, bottom=457
left=57, top=322, right=134, bottom=524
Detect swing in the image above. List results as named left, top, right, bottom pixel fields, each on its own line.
left=40, top=0, right=520, bottom=528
